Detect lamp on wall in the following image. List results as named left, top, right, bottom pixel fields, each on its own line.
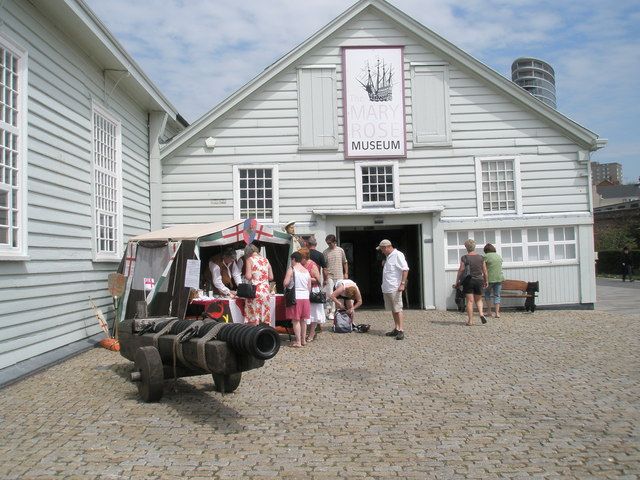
left=205, top=137, right=217, bottom=149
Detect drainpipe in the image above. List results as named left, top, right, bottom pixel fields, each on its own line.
left=149, top=112, right=168, bottom=230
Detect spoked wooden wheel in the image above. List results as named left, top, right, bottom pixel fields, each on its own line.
left=133, top=346, right=164, bottom=402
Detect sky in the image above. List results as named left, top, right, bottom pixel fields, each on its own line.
left=85, top=0, right=640, bottom=183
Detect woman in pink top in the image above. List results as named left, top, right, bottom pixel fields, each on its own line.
left=283, top=251, right=311, bottom=347
left=243, top=244, right=274, bottom=326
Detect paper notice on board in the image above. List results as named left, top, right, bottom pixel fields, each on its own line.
left=184, top=259, right=201, bottom=289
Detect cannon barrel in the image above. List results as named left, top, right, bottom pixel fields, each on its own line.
left=200, top=322, right=280, bottom=360
left=119, top=319, right=280, bottom=375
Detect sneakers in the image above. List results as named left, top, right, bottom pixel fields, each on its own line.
left=385, top=328, right=399, bottom=337
left=395, top=331, right=405, bottom=340
left=480, top=315, right=487, bottom=324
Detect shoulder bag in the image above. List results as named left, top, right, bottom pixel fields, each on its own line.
left=236, top=282, right=256, bottom=299
left=284, top=268, right=297, bottom=306
left=310, top=287, right=326, bottom=304
left=459, top=255, right=472, bottom=284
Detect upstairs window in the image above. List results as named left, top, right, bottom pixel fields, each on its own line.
left=233, top=166, right=279, bottom=223
left=92, top=105, right=122, bottom=261
left=475, top=156, right=522, bottom=216
left=355, top=161, right=399, bottom=209
left=0, top=35, right=27, bottom=259
left=298, top=67, right=337, bottom=150
left=411, top=64, right=451, bottom=146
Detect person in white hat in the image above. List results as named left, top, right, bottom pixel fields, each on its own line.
left=283, top=221, right=303, bottom=251
left=377, top=239, right=409, bottom=340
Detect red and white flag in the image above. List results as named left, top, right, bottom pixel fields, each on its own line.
left=144, top=277, right=156, bottom=292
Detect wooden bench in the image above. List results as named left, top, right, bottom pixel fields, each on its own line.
left=498, top=280, right=539, bottom=312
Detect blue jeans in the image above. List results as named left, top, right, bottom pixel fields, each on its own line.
left=485, top=282, right=502, bottom=304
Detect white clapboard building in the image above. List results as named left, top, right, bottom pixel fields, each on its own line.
left=159, top=0, right=604, bottom=311
left=0, top=0, right=185, bottom=382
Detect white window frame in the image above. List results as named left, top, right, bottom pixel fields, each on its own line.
left=410, top=62, right=451, bottom=147
left=445, top=226, right=578, bottom=268
left=355, top=161, right=399, bottom=209
left=297, top=65, right=338, bottom=151
left=475, top=155, right=522, bottom=217
left=526, top=227, right=550, bottom=262
left=91, top=103, right=123, bottom=262
left=232, top=165, right=279, bottom=223
left=0, top=33, right=28, bottom=260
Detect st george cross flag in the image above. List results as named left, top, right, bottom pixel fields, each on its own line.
left=143, top=277, right=156, bottom=292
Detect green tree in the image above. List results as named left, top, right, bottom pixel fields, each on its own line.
left=596, top=226, right=637, bottom=251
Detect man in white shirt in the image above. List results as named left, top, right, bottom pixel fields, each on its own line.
left=378, top=239, right=409, bottom=340
left=209, top=248, right=243, bottom=297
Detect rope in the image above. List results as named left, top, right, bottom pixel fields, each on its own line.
left=196, top=322, right=226, bottom=372
left=171, top=321, right=203, bottom=390
left=152, top=320, right=178, bottom=349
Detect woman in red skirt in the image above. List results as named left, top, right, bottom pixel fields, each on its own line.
left=283, top=251, right=311, bottom=347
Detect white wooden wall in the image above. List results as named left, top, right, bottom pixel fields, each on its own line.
left=161, top=8, right=594, bottom=308
left=163, top=10, right=589, bottom=225
left=0, top=1, right=153, bottom=370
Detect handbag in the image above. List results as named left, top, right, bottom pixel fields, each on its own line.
left=310, top=287, right=326, bottom=304
left=236, top=282, right=256, bottom=299
left=284, top=268, right=296, bottom=306
left=459, top=255, right=472, bottom=284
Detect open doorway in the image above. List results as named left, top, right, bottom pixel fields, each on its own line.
left=338, top=225, right=422, bottom=309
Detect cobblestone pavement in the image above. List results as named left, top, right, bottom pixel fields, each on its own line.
left=1, top=309, right=639, bottom=479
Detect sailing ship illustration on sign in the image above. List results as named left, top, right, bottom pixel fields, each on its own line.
left=357, top=58, right=393, bottom=102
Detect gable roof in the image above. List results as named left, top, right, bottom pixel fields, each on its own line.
left=34, top=0, right=187, bottom=127
left=160, top=0, right=603, bottom=159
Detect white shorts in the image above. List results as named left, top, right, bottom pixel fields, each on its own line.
left=383, top=291, right=403, bottom=313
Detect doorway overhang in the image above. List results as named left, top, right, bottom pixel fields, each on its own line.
left=312, top=206, right=445, bottom=218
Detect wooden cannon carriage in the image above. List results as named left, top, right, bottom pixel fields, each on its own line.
left=114, top=219, right=291, bottom=402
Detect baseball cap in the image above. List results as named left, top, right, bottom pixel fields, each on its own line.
left=376, top=239, right=392, bottom=250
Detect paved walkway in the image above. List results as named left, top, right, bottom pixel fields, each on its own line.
left=1, top=308, right=638, bottom=479
left=596, top=277, right=640, bottom=314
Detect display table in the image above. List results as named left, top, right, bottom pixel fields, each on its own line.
left=190, top=294, right=285, bottom=327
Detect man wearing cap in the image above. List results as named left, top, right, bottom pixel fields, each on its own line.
left=284, top=221, right=303, bottom=251
left=378, top=239, right=409, bottom=340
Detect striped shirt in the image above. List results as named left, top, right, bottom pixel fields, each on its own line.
left=323, top=246, right=346, bottom=281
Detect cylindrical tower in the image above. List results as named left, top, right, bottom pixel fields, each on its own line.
left=511, top=57, right=556, bottom=109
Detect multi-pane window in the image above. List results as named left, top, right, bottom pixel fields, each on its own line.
left=480, top=159, right=516, bottom=213
left=527, top=227, right=550, bottom=261
left=446, top=227, right=577, bottom=266
left=446, top=230, right=495, bottom=265
left=0, top=41, right=23, bottom=254
left=362, top=165, right=394, bottom=205
left=500, top=229, right=523, bottom=262
left=356, top=161, right=399, bottom=209
left=553, top=227, right=576, bottom=260
left=92, top=107, right=122, bottom=260
left=237, top=168, right=274, bottom=221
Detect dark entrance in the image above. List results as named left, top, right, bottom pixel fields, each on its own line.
left=338, top=225, right=422, bottom=309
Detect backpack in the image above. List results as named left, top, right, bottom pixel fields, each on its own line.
left=332, top=310, right=353, bottom=333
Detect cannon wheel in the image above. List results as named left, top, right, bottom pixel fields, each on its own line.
left=134, top=346, right=164, bottom=402
left=212, top=372, right=241, bottom=394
